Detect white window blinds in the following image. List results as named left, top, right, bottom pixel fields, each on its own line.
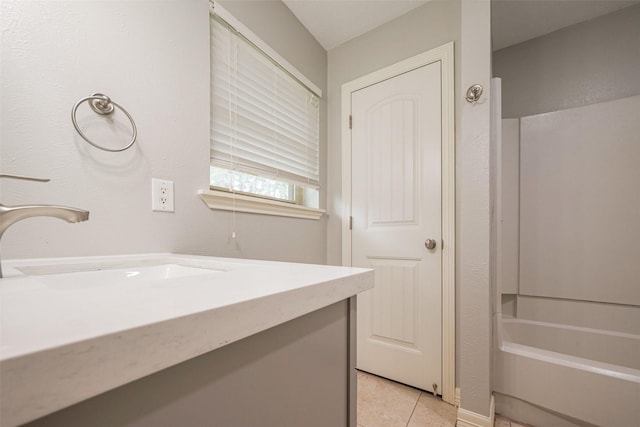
left=210, top=13, right=320, bottom=188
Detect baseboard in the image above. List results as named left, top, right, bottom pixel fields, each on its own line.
left=455, top=387, right=461, bottom=407
left=457, top=395, right=495, bottom=427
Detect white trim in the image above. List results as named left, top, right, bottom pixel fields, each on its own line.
left=198, top=189, right=325, bottom=220
left=210, top=1, right=322, bottom=98
left=455, top=387, right=461, bottom=407
left=340, top=42, right=456, bottom=404
left=439, top=42, right=456, bottom=406
left=457, top=395, right=495, bottom=427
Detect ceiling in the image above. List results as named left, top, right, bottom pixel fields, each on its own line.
left=282, top=0, right=638, bottom=51
left=282, top=0, right=429, bottom=50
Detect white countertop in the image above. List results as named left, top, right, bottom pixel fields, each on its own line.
left=0, top=253, right=373, bottom=426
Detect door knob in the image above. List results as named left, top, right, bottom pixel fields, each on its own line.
left=425, top=239, right=437, bottom=250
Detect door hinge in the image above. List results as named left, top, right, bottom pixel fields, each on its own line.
left=349, top=216, right=353, bottom=230
left=349, top=115, right=352, bottom=129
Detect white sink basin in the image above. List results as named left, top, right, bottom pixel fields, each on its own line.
left=15, top=258, right=234, bottom=276
left=9, top=255, right=242, bottom=290
left=19, top=263, right=221, bottom=290
left=101, top=264, right=221, bottom=280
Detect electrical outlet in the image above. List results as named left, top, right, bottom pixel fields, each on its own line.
left=151, top=178, right=175, bottom=212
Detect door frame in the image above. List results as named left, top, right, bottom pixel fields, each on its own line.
left=341, top=42, right=455, bottom=404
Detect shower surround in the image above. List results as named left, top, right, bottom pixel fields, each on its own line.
left=494, top=95, right=640, bottom=426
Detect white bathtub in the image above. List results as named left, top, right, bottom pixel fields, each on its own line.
left=494, top=315, right=640, bottom=426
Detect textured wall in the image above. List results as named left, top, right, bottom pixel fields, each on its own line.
left=493, top=4, right=640, bottom=118
left=458, top=0, right=493, bottom=417
left=0, top=0, right=327, bottom=264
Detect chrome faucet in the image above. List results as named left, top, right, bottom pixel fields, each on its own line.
left=0, top=174, right=90, bottom=278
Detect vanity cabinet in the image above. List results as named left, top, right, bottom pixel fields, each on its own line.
left=1, top=255, right=371, bottom=427
left=24, top=299, right=357, bottom=427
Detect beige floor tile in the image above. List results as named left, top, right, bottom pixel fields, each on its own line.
left=357, top=371, right=421, bottom=427
left=494, top=414, right=512, bottom=427
left=406, top=392, right=457, bottom=427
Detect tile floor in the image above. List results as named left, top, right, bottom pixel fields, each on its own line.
left=357, top=371, right=529, bottom=427
left=357, top=370, right=456, bottom=427
left=494, top=414, right=530, bottom=427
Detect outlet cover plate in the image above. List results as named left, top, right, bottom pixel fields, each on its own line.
left=152, top=178, right=175, bottom=212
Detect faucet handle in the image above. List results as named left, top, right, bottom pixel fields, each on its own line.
left=0, top=174, right=50, bottom=183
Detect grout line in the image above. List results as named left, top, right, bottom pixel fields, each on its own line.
left=405, top=391, right=422, bottom=427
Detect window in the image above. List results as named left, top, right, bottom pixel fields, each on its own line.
left=209, top=3, right=321, bottom=210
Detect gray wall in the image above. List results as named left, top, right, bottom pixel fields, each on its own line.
left=493, top=3, right=640, bottom=118
left=458, top=0, right=493, bottom=417
left=0, top=0, right=327, bottom=265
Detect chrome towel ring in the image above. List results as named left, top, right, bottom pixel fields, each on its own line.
left=71, top=93, right=137, bottom=152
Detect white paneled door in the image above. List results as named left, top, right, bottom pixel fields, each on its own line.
left=351, top=62, right=442, bottom=392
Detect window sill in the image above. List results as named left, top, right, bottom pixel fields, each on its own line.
left=198, top=189, right=325, bottom=220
